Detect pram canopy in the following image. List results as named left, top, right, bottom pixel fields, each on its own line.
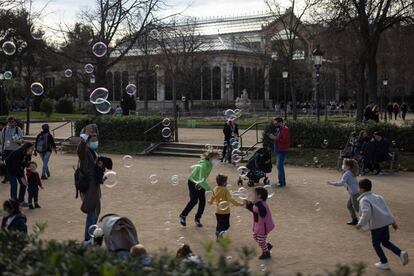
left=98, top=213, right=139, bottom=252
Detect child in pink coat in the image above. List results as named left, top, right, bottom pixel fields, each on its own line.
left=245, top=187, right=275, bottom=260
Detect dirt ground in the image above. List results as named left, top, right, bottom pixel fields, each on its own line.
left=0, top=153, right=413, bottom=275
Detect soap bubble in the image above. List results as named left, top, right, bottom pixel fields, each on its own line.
left=17, top=47, right=23, bottom=53
left=302, top=108, right=307, bottom=113
left=204, top=144, right=213, bottom=151
left=90, top=87, right=109, bottom=104
left=126, top=84, right=137, bottom=96
left=149, top=174, right=158, bottom=184
left=31, top=26, right=44, bottom=40
left=92, top=42, right=107, bottom=57
left=3, top=71, right=12, bottom=80
left=315, top=202, right=321, bottom=212
left=392, top=140, right=396, bottom=147
left=190, top=164, right=205, bottom=184
left=84, top=63, right=94, bottom=74
left=238, top=193, right=248, bottom=200
left=264, top=185, right=274, bottom=199
left=224, top=109, right=237, bottom=121
left=234, top=109, right=242, bottom=118
left=171, top=175, right=179, bottom=186
left=30, top=82, right=44, bottom=96
left=238, top=187, right=247, bottom=193
left=103, top=171, right=118, bottom=188
left=161, top=127, right=172, bottom=138
left=162, top=118, right=171, bottom=127
left=95, top=99, right=112, bottom=114
left=2, top=41, right=16, bottom=55
left=229, top=137, right=236, bottom=145
left=21, top=41, right=27, bottom=48
left=122, top=155, right=134, bottom=168
left=64, top=69, right=72, bottom=78
left=313, top=157, right=319, bottom=164
left=322, top=139, right=329, bottom=148
left=88, top=224, right=99, bottom=237
left=226, top=256, right=233, bottom=261
left=232, top=154, right=242, bottom=163
left=237, top=166, right=249, bottom=177
left=231, top=140, right=240, bottom=149
left=218, top=201, right=229, bottom=211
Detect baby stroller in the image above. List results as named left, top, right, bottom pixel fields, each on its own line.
left=98, top=213, right=139, bottom=260
left=238, top=148, right=272, bottom=187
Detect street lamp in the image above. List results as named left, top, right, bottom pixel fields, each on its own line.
left=382, top=78, right=388, bottom=121
left=312, top=45, right=324, bottom=123
left=282, top=69, right=288, bottom=121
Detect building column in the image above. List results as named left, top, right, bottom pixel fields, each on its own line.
left=264, top=65, right=270, bottom=100
left=156, top=69, right=165, bottom=101
left=227, top=63, right=234, bottom=102
left=221, top=64, right=226, bottom=101
left=210, top=67, right=213, bottom=100
left=200, top=67, right=203, bottom=100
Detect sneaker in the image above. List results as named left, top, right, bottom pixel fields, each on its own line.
left=374, top=262, right=390, bottom=270
left=29, top=204, right=34, bottom=209
left=179, top=215, right=186, bottom=227
left=276, top=184, right=286, bottom=188
left=46, top=170, right=50, bottom=177
left=267, top=243, right=273, bottom=251
left=1, top=179, right=8, bottom=184
left=258, top=252, right=271, bottom=260
left=347, top=219, right=358, bottom=225
left=41, top=175, right=48, bottom=180
left=195, top=218, right=203, bottom=227
left=400, top=251, right=409, bottom=266
left=35, top=203, right=41, bottom=208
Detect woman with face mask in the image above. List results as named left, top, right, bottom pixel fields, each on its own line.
left=179, top=150, right=221, bottom=228
left=77, top=133, right=101, bottom=243
left=1, top=198, right=27, bottom=233
left=4, top=142, right=34, bottom=206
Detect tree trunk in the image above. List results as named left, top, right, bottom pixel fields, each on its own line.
left=356, top=60, right=366, bottom=122
left=288, top=61, right=297, bottom=120
left=172, top=73, right=178, bottom=142
left=367, top=57, right=378, bottom=103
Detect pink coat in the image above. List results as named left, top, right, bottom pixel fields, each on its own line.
left=249, top=200, right=275, bottom=235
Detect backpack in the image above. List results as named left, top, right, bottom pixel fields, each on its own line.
left=36, top=134, right=46, bottom=153
left=74, top=164, right=89, bottom=198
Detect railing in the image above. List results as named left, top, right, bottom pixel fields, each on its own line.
left=51, top=121, right=74, bottom=138
left=239, top=120, right=269, bottom=157
left=143, top=120, right=175, bottom=143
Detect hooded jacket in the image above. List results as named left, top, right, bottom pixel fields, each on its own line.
left=188, top=159, right=212, bottom=191
left=246, top=199, right=275, bottom=235
left=357, top=191, right=395, bottom=230
left=208, top=186, right=244, bottom=214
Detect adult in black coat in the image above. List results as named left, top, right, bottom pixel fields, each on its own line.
left=372, top=131, right=390, bottom=174
left=1, top=198, right=27, bottom=233
left=5, top=142, right=34, bottom=204
left=221, top=120, right=239, bottom=163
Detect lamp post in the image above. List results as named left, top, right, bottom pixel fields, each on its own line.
left=282, top=69, right=288, bottom=121
left=382, top=78, right=388, bottom=121
left=312, top=45, right=324, bottom=123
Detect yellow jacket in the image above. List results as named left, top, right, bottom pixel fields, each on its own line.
left=208, top=186, right=244, bottom=214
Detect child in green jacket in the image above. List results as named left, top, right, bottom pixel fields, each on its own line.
left=180, top=150, right=221, bottom=227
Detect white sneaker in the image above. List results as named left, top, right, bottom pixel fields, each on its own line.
left=374, top=262, right=390, bottom=270
left=400, top=251, right=409, bottom=266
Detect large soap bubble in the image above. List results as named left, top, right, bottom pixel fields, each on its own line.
left=92, top=42, right=107, bottom=57
left=30, top=82, right=44, bottom=96
left=2, top=41, right=16, bottom=55
left=90, top=87, right=109, bottom=104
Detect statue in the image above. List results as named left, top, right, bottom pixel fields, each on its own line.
left=235, top=89, right=251, bottom=110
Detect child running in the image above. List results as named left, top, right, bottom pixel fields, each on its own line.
left=245, top=187, right=275, bottom=260
left=327, top=158, right=359, bottom=225
left=208, top=174, right=244, bottom=240
left=26, top=161, right=43, bottom=209
left=356, top=179, right=409, bottom=270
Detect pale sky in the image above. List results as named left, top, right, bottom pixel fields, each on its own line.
left=33, top=0, right=269, bottom=28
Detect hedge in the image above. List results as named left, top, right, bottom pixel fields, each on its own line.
left=74, top=116, right=169, bottom=142
left=262, top=120, right=414, bottom=152
left=0, top=230, right=366, bottom=275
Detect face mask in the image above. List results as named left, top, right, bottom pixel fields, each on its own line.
left=88, top=141, right=99, bottom=150
left=342, top=165, right=349, bottom=171
left=211, top=159, right=220, bottom=167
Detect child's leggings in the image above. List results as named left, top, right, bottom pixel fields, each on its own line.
left=253, top=233, right=269, bottom=252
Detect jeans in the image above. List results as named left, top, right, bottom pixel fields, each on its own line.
left=8, top=172, right=25, bottom=202
left=276, top=151, right=288, bottom=186
left=347, top=194, right=360, bottom=220
left=371, top=226, right=401, bottom=264
left=84, top=210, right=98, bottom=241
left=28, top=186, right=39, bottom=204
left=180, top=180, right=206, bottom=220
left=216, top=213, right=230, bottom=233
left=40, top=151, right=51, bottom=177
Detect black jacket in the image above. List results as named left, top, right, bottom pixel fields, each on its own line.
left=35, top=131, right=56, bottom=153
left=1, top=213, right=28, bottom=233
left=5, top=148, right=31, bottom=178
left=223, top=123, right=239, bottom=141
left=374, top=139, right=389, bottom=161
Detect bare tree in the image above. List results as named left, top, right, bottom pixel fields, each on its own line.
left=155, top=18, right=208, bottom=141
left=266, top=0, right=320, bottom=120
left=317, top=0, right=414, bottom=121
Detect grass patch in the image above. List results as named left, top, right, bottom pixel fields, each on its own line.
left=10, top=112, right=87, bottom=122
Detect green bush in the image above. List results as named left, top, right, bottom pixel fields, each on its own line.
left=75, top=116, right=167, bottom=142
left=39, top=99, right=54, bottom=118
left=55, top=98, right=74, bottom=114
left=262, top=120, right=414, bottom=152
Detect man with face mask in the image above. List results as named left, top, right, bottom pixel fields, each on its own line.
left=1, top=117, right=24, bottom=184
left=269, top=118, right=291, bottom=188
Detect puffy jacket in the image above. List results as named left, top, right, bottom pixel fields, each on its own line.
left=208, top=186, right=244, bottom=214
left=188, top=159, right=212, bottom=191
left=271, top=126, right=290, bottom=152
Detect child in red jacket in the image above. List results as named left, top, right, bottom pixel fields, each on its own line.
left=245, top=187, right=275, bottom=260
left=26, top=161, right=43, bottom=209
